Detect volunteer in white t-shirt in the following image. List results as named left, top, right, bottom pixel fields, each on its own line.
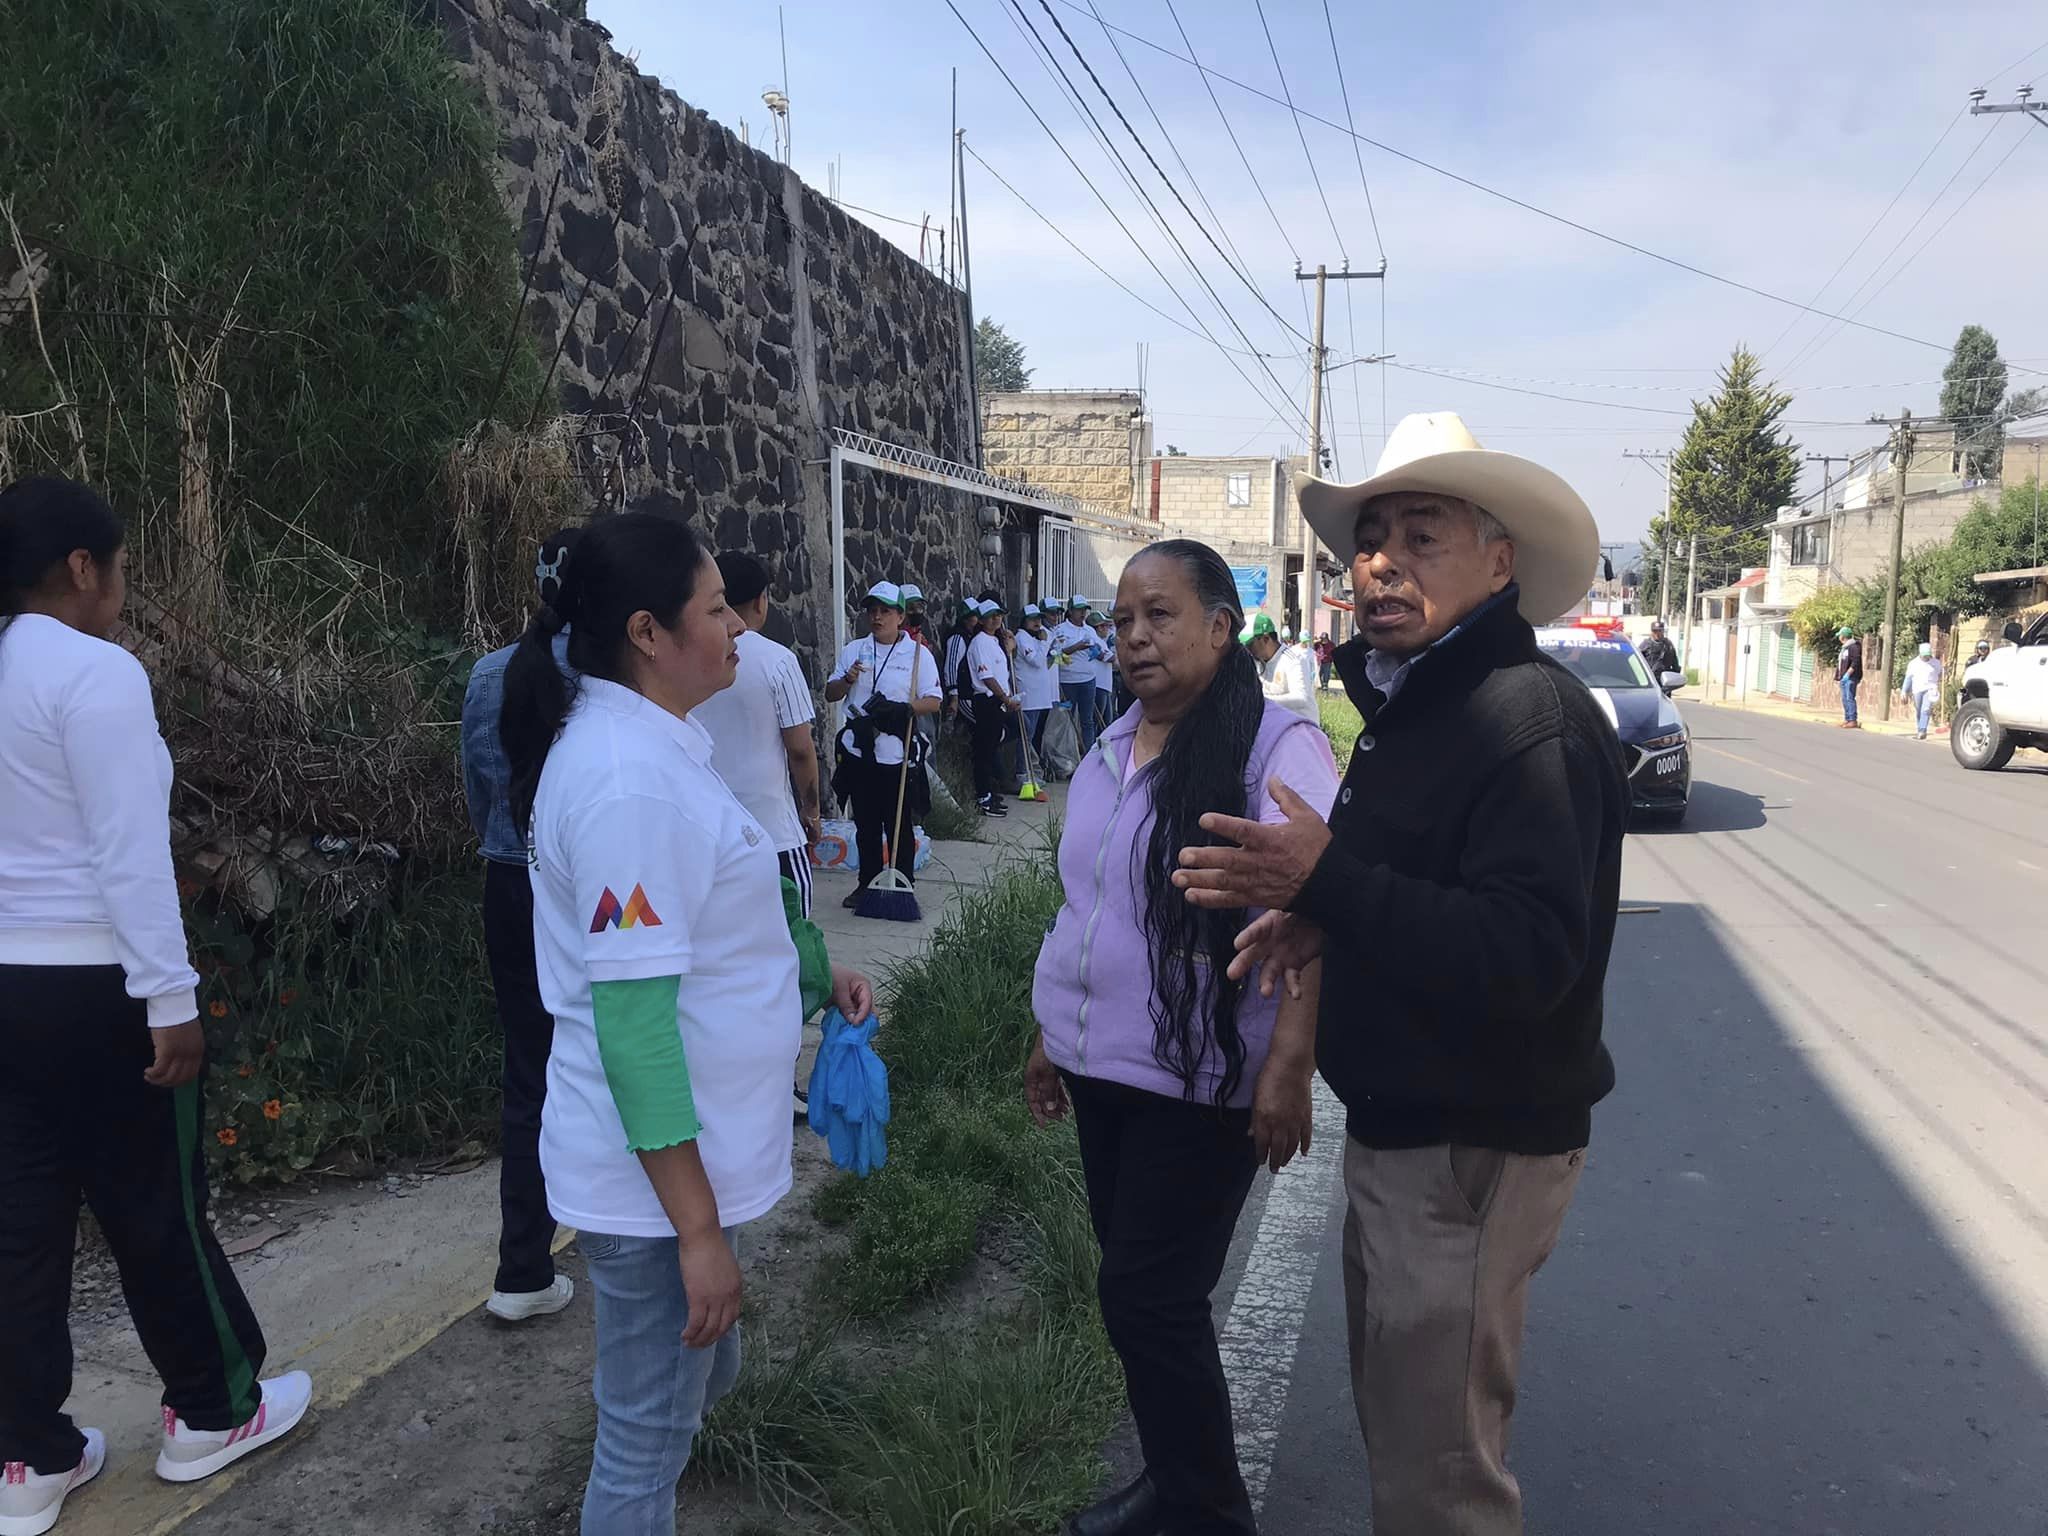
left=1051, top=593, right=1106, bottom=758
left=1245, top=612, right=1319, bottom=724
left=824, top=582, right=942, bottom=908
left=1088, top=611, right=1120, bottom=731
left=499, top=512, right=872, bottom=1531
left=1013, top=603, right=1060, bottom=759
left=965, top=600, right=1021, bottom=816
left=691, top=551, right=820, bottom=917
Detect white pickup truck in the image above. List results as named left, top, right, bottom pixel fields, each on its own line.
left=1951, top=612, right=2048, bottom=770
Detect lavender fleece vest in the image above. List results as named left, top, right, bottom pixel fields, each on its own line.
left=1032, top=700, right=1320, bottom=1108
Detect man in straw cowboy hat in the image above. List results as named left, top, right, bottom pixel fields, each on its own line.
left=1173, top=413, right=1629, bottom=1536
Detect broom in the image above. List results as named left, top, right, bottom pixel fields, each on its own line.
left=1017, top=710, right=1045, bottom=801
left=855, top=642, right=923, bottom=922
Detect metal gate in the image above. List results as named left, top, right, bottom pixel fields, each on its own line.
left=1037, top=518, right=1075, bottom=606
left=1773, top=627, right=1795, bottom=696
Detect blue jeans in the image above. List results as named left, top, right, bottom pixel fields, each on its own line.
left=579, top=1228, right=742, bottom=1536
left=1063, top=679, right=1099, bottom=758
left=1914, top=693, right=1934, bottom=735
left=1840, top=675, right=1858, bottom=724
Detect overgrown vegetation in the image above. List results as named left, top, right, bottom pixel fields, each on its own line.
left=694, top=853, right=1128, bottom=1532
left=1320, top=687, right=1362, bottom=774
left=2, top=0, right=566, bottom=1173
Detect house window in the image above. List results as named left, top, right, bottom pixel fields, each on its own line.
left=1787, top=522, right=1829, bottom=567
left=1225, top=472, right=1251, bottom=508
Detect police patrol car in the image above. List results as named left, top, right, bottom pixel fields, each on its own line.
left=1534, top=621, right=1691, bottom=824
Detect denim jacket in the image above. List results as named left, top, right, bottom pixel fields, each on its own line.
left=461, top=632, right=570, bottom=864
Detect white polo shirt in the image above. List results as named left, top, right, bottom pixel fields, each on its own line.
left=1051, top=619, right=1097, bottom=683
left=692, top=628, right=813, bottom=854
left=530, top=678, right=802, bottom=1236
left=968, top=630, right=1010, bottom=698
left=830, top=634, right=940, bottom=767
left=1089, top=631, right=1116, bottom=691
left=1014, top=630, right=1060, bottom=710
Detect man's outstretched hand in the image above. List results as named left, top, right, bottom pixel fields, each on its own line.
left=1173, top=776, right=1332, bottom=912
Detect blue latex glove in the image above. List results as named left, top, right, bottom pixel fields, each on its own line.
left=806, top=1007, right=891, bottom=1177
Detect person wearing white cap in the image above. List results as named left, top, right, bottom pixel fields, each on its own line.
left=1170, top=411, right=1630, bottom=1536
left=963, top=600, right=1020, bottom=815
left=1901, top=640, right=1942, bottom=739
left=1051, top=593, right=1105, bottom=757
left=1013, top=603, right=1059, bottom=758
left=824, top=582, right=941, bottom=904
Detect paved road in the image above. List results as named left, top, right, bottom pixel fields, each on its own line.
left=1234, top=704, right=2048, bottom=1535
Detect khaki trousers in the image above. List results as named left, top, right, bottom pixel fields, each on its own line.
left=1340, top=1139, right=1584, bottom=1536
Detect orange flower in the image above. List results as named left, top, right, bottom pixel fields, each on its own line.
left=278, top=988, right=298, bottom=1007
left=237, top=1063, right=255, bottom=1079
left=216, top=1127, right=239, bottom=1147
left=208, top=1000, right=228, bottom=1019
left=262, top=1099, right=283, bottom=1122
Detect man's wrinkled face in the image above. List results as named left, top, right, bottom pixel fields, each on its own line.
left=1350, top=493, right=1515, bottom=657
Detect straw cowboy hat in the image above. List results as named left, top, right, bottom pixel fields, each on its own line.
left=1294, top=412, right=1600, bottom=626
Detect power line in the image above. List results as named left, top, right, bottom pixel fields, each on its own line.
left=991, top=0, right=1313, bottom=427
left=1321, top=0, right=1385, bottom=262
left=1982, top=37, right=2048, bottom=88
left=1248, top=0, right=1346, bottom=261
left=941, top=0, right=1310, bottom=434
left=1079, top=0, right=1271, bottom=336
left=961, top=142, right=1278, bottom=357
left=1385, top=360, right=1894, bottom=427
left=1048, top=0, right=1967, bottom=358
left=1760, top=107, right=1965, bottom=365
left=1027, top=0, right=1309, bottom=343
left=1781, top=118, right=2007, bottom=378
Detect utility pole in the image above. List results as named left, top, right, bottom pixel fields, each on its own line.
left=1969, top=85, right=2048, bottom=133
left=1622, top=449, right=1675, bottom=620
left=1295, top=260, right=1386, bottom=637
left=1871, top=408, right=1916, bottom=721
left=956, top=128, right=981, bottom=469
left=1805, top=452, right=1850, bottom=579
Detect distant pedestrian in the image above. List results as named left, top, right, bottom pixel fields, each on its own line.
left=941, top=599, right=974, bottom=727
left=965, top=599, right=1020, bottom=816
left=499, top=511, right=873, bottom=1536
left=464, top=527, right=583, bottom=1324
left=1902, top=641, right=1942, bottom=740
left=1246, top=611, right=1319, bottom=724
left=1089, top=610, right=1120, bottom=729
left=826, top=583, right=941, bottom=905
left=1836, top=625, right=1863, bottom=728
left=1027, top=538, right=1338, bottom=1536
left=1637, top=618, right=1678, bottom=682
left=1012, top=603, right=1059, bottom=759
left=1, top=477, right=313, bottom=1536
left=1174, top=412, right=1627, bottom=1536
left=1968, top=638, right=1991, bottom=670
left=1314, top=632, right=1335, bottom=689
left=1051, top=593, right=1105, bottom=758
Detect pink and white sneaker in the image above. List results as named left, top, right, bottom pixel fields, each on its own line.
left=0, top=1428, right=105, bottom=1536
left=154, top=1372, right=313, bottom=1484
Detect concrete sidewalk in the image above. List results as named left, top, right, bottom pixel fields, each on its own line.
left=1680, top=685, right=1932, bottom=741
left=59, top=791, right=1064, bottom=1536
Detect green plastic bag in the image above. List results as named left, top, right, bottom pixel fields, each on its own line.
left=783, top=876, right=831, bottom=1021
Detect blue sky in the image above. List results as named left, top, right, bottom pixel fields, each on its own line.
left=591, top=0, right=2048, bottom=548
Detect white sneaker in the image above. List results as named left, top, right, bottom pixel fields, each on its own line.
left=154, top=1372, right=312, bottom=1484
left=0, top=1429, right=105, bottom=1536
left=484, top=1273, right=574, bottom=1323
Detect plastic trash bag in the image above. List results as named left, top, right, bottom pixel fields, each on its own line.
left=806, top=1007, right=890, bottom=1177
left=1040, top=703, right=1081, bottom=779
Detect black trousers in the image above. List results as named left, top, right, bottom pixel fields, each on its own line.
left=1064, top=1071, right=1261, bottom=1534
left=850, top=755, right=916, bottom=886
left=482, top=860, right=559, bottom=1296
left=0, top=965, right=267, bottom=1474
left=968, top=696, right=1011, bottom=800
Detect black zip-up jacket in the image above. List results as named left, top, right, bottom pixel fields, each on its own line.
left=1294, top=591, right=1628, bottom=1154
left=1637, top=634, right=1679, bottom=679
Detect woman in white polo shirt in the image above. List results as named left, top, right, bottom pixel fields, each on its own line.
left=823, top=582, right=941, bottom=909
left=498, top=511, right=871, bottom=1535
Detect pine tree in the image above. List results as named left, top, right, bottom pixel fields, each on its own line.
left=1940, top=325, right=2009, bottom=479
left=973, top=318, right=1032, bottom=393
left=1668, top=346, right=1802, bottom=588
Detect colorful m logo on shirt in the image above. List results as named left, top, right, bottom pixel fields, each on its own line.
left=589, top=883, right=663, bottom=933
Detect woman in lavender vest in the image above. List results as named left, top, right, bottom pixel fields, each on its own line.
left=1026, top=539, right=1339, bottom=1536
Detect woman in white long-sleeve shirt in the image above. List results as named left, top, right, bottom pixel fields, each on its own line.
left=0, top=477, right=311, bottom=1536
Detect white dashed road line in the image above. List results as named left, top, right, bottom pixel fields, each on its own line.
left=1218, top=1076, right=1346, bottom=1509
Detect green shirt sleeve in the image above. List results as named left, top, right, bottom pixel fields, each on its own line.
left=783, top=876, right=832, bottom=1021
left=590, top=975, right=700, bottom=1152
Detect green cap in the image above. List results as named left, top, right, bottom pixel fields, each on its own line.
left=1243, top=612, right=1278, bottom=643
left=1837, top=626, right=1855, bottom=639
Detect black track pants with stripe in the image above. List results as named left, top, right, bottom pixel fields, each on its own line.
left=0, top=964, right=266, bottom=1474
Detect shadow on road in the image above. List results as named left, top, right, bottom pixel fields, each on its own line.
left=1634, top=779, right=1768, bottom=835
left=1506, top=901, right=2048, bottom=1533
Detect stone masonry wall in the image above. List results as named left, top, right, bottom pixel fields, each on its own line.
left=981, top=390, right=1143, bottom=518
left=440, top=0, right=979, bottom=682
